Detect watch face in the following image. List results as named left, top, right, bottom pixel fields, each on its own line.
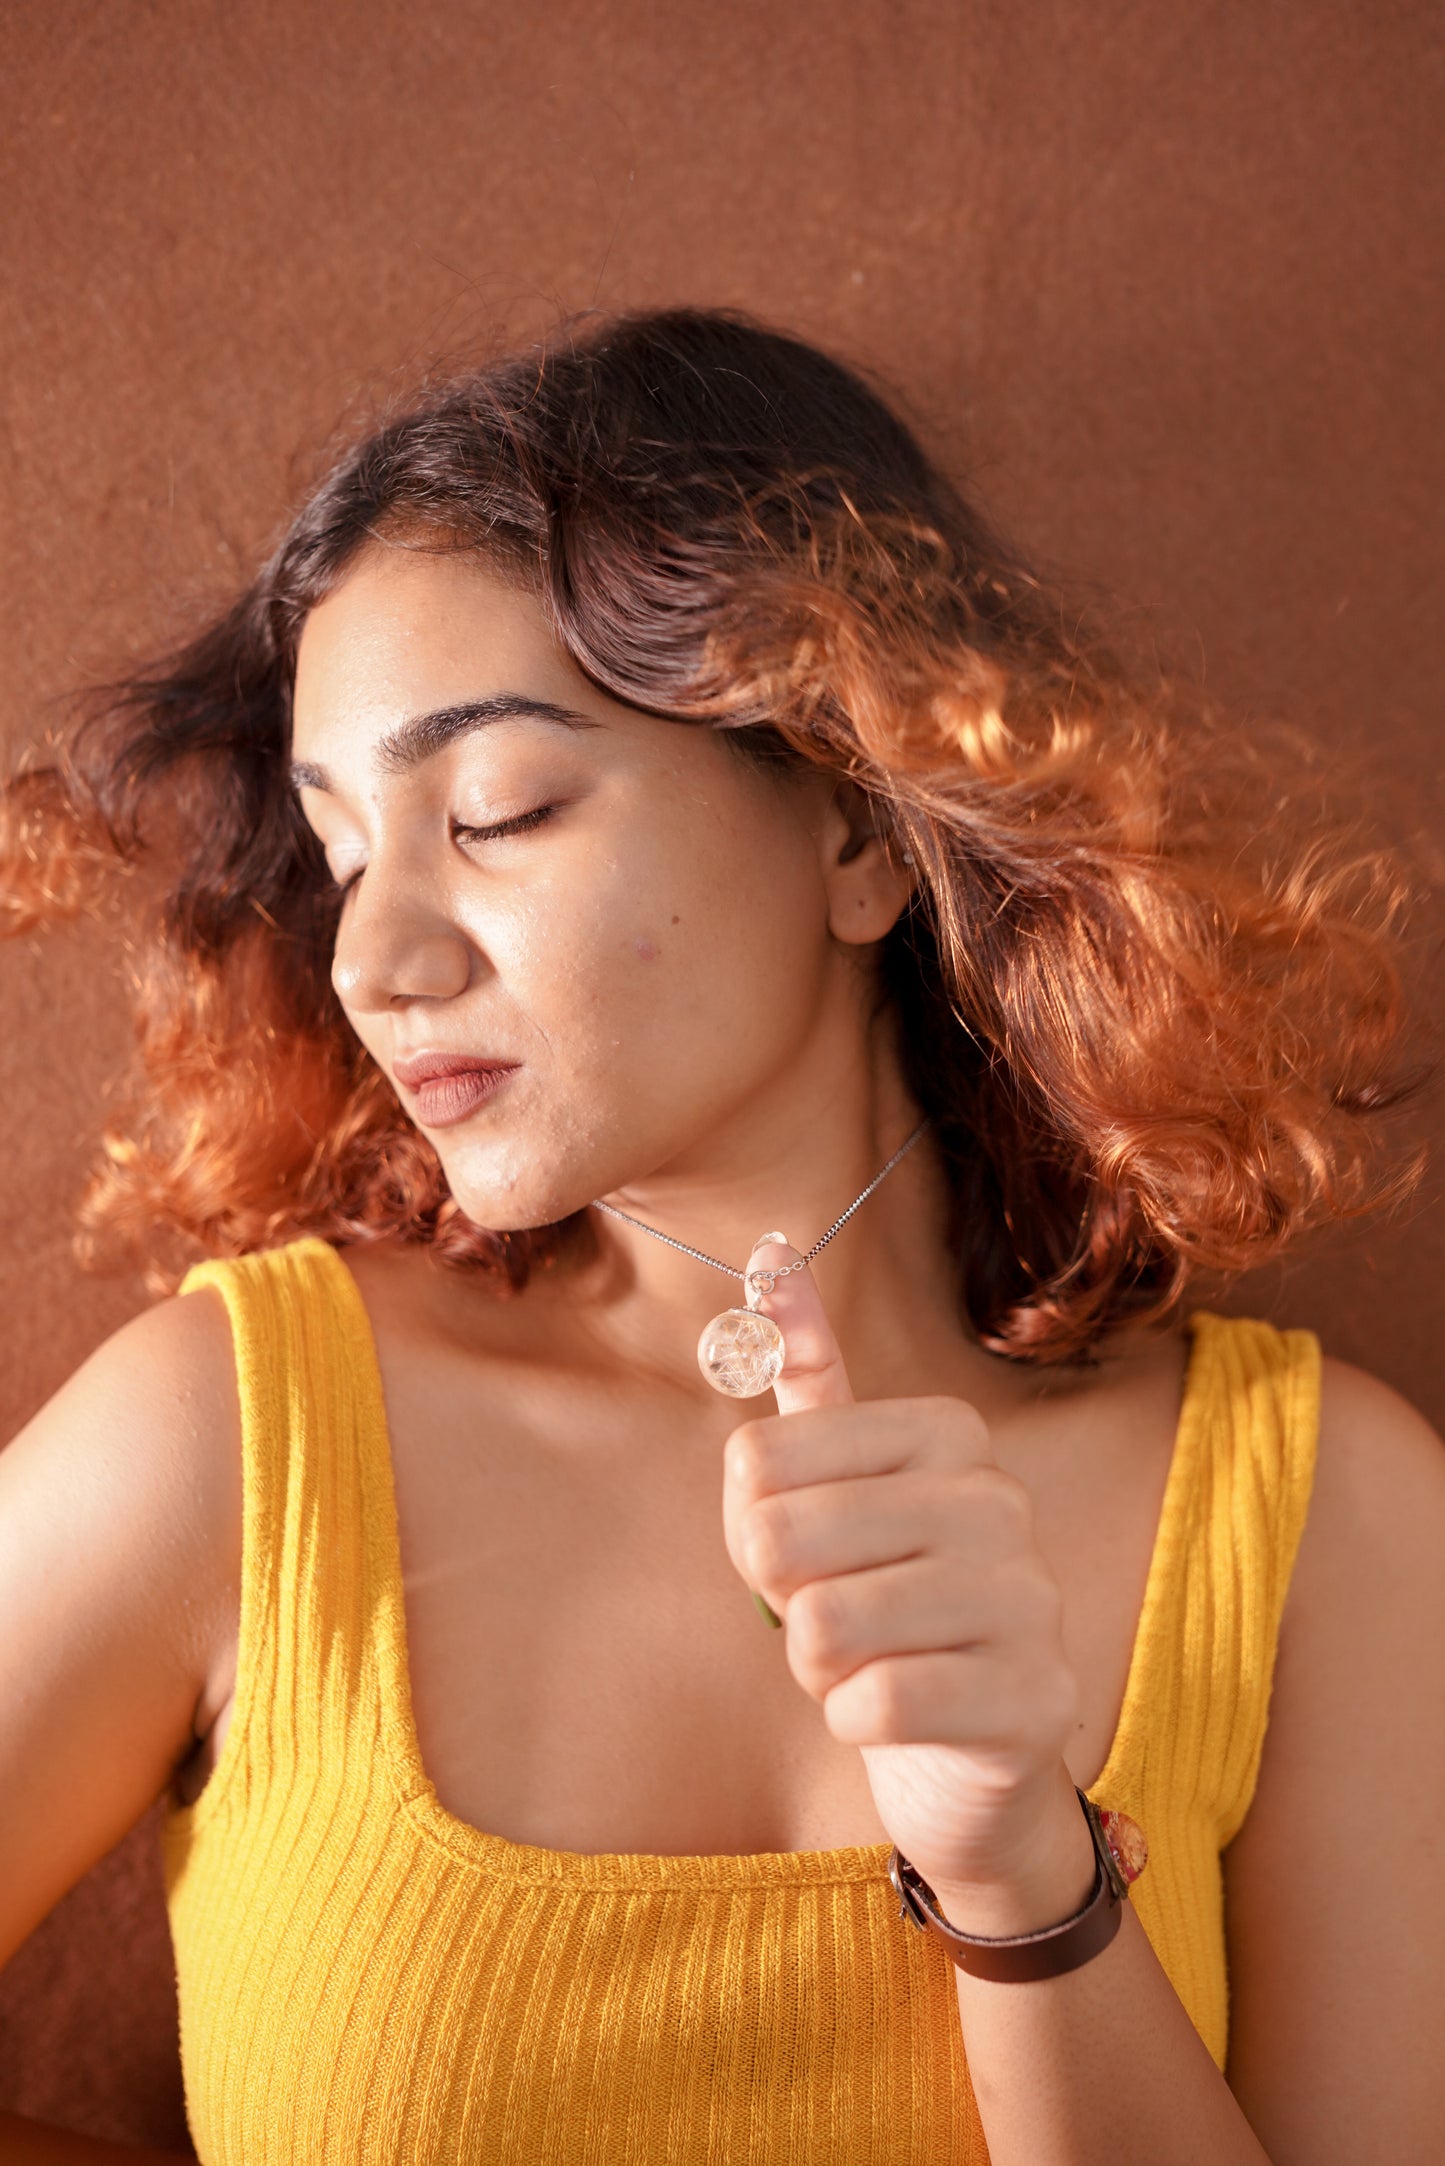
left=1097, top=1807, right=1149, bottom=1887
left=1082, top=1794, right=1148, bottom=1902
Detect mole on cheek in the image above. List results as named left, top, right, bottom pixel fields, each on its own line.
left=633, top=937, right=660, bottom=962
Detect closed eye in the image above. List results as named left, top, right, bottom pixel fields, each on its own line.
left=328, top=803, right=557, bottom=896
left=455, top=803, right=557, bottom=848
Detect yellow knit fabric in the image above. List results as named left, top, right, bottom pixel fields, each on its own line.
left=160, top=1235, right=1320, bottom=2164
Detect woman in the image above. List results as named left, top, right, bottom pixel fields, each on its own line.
left=0, top=306, right=1441, bottom=2165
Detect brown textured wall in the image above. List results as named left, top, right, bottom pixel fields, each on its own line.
left=2, top=1, right=1441, bottom=2144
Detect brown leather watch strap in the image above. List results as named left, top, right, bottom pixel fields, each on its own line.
left=887, top=1788, right=1131, bottom=1983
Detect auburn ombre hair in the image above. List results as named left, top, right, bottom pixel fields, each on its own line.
left=1, top=308, right=1433, bottom=1363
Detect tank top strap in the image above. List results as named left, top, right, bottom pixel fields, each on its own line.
left=176, top=1234, right=383, bottom=1796
left=1091, top=1308, right=1322, bottom=1849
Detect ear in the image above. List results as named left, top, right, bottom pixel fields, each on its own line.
left=819, top=781, right=917, bottom=946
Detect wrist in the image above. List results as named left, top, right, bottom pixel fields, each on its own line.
left=927, top=1762, right=1099, bottom=1940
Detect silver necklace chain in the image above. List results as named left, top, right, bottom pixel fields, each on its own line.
left=589, top=1117, right=933, bottom=1290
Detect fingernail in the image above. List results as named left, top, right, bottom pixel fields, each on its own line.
left=757, top=1231, right=789, bottom=1246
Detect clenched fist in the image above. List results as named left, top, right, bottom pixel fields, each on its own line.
left=721, top=1233, right=1089, bottom=1911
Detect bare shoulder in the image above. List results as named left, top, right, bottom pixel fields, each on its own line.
left=1275, top=1348, right=1445, bottom=1668
left=1221, top=1349, right=1445, bottom=2160
left=1299, top=1348, right=1445, bottom=1582
left=43, top=1277, right=242, bottom=1596
left=1273, top=1347, right=1445, bottom=1768
left=0, top=1278, right=242, bottom=1968
left=1, top=1276, right=243, bottom=1648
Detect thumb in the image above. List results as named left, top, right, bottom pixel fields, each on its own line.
left=744, top=1234, right=855, bottom=1414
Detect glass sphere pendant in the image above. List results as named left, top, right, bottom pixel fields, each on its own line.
left=696, top=1304, right=785, bottom=1398
left=588, top=1118, right=932, bottom=1401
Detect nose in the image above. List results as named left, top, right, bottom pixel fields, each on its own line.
left=330, top=861, right=476, bottom=1012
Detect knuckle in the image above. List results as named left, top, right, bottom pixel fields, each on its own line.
left=972, top=1463, right=1033, bottom=1536
left=742, top=1494, right=793, bottom=1584
left=865, top=1660, right=915, bottom=1735
left=1036, top=1564, right=1066, bottom=1629
left=1017, top=1657, right=1079, bottom=1757
left=724, top=1422, right=772, bottom=1488
left=825, top=1658, right=933, bottom=1746
left=926, top=1394, right=992, bottom=1455
left=995, top=1552, right=1064, bottom=1639
left=788, top=1580, right=847, bottom=1670
left=1047, top=1661, right=1082, bottom=1738
left=955, top=1399, right=994, bottom=1455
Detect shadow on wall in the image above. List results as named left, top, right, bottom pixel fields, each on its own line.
left=0, top=1802, right=190, bottom=2150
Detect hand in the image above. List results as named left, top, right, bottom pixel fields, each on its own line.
left=720, top=1234, right=1092, bottom=1913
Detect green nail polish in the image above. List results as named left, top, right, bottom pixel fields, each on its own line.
left=751, top=1589, right=783, bottom=1629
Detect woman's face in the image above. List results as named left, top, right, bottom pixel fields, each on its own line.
left=290, top=542, right=909, bottom=1232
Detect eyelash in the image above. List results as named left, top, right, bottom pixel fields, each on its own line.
left=329, top=804, right=556, bottom=896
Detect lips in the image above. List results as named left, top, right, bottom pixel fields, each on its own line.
left=393, top=1050, right=517, bottom=1089
left=392, top=1050, right=520, bottom=1128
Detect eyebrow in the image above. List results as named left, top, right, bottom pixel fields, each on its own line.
left=287, top=693, right=600, bottom=795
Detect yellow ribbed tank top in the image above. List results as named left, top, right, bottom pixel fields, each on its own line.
left=160, top=1235, right=1320, bottom=2164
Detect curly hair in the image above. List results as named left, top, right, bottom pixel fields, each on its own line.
left=1, top=305, right=1433, bottom=1363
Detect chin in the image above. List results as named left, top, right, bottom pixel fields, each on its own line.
left=435, top=1098, right=669, bottom=1234
left=445, top=1185, right=587, bottom=1238
left=438, top=1151, right=594, bottom=1238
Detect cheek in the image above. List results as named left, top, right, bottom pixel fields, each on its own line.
left=500, top=836, right=822, bottom=1075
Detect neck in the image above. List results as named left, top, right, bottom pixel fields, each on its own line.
left=557, top=1060, right=982, bottom=1400
left=597, top=1106, right=931, bottom=1276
